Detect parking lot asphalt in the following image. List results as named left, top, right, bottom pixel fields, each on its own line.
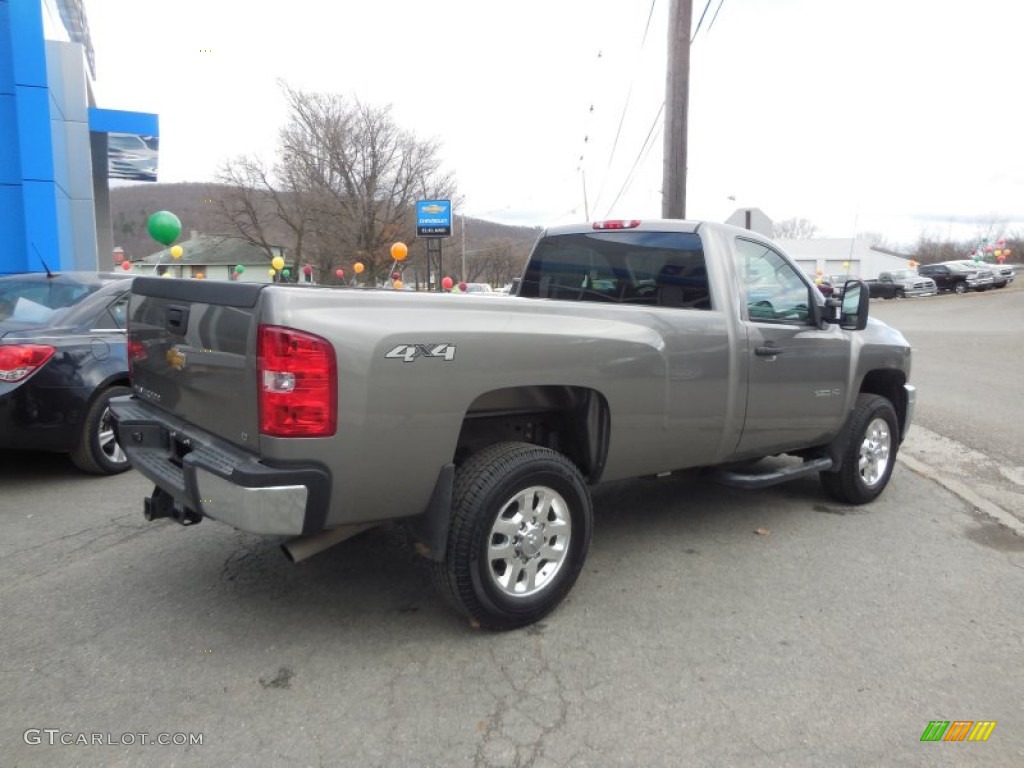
left=1, top=279, right=1022, bottom=767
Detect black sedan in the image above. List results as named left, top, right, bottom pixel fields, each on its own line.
left=0, top=271, right=134, bottom=474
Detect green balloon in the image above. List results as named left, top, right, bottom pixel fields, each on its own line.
left=234, top=264, right=245, bottom=274
left=282, top=268, right=290, bottom=278
left=147, top=210, right=182, bottom=246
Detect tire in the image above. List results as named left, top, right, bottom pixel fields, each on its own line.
left=432, top=442, right=593, bottom=630
left=820, top=394, right=899, bottom=505
left=954, top=282, right=967, bottom=294
left=70, top=385, right=133, bottom=475
left=896, top=288, right=905, bottom=299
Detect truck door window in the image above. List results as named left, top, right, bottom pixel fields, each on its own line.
left=519, top=231, right=710, bottom=310
left=736, top=238, right=812, bottom=324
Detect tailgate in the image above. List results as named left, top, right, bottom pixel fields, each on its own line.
left=127, top=277, right=265, bottom=450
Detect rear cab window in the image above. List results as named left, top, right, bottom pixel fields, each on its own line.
left=519, top=231, right=711, bottom=310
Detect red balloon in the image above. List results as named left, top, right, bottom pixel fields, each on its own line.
left=335, top=268, right=345, bottom=278
left=392, top=272, right=400, bottom=280
left=458, top=281, right=468, bottom=292
left=441, top=276, right=454, bottom=290
left=121, top=260, right=132, bottom=271
left=303, top=265, right=313, bottom=276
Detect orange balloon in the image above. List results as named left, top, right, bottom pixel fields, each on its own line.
left=354, top=262, right=365, bottom=274
left=391, top=242, right=408, bottom=261
left=195, top=273, right=204, bottom=280
left=393, top=279, right=404, bottom=290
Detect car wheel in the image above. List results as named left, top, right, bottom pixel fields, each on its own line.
left=954, top=282, right=967, bottom=294
left=896, top=288, right=905, bottom=299
left=432, top=442, right=593, bottom=630
left=820, top=394, right=898, bottom=505
left=70, top=385, right=133, bottom=475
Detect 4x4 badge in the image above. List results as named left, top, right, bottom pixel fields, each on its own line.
left=385, top=344, right=457, bottom=363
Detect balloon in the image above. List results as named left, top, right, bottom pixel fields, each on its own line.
left=113, top=252, right=124, bottom=264
left=170, top=245, right=183, bottom=259
left=282, top=268, right=290, bottom=278
left=997, top=238, right=1005, bottom=246
left=303, top=265, right=313, bottom=276
left=458, top=281, right=468, bottom=292
left=269, top=268, right=276, bottom=277
left=271, top=256, right=285, bottom=271
left=161, top=272, right=172, bottom=278
left=393, top=279, right=404, bottom=290
left=392, top=272, right=401, bottom=280
left=234, top=264, right=245, bottom=274
left=147, top=211, right=182, bottom=246
left=391, top=242, right=408, bottom=260
left=994, top=249, right=1002, bottom=257
left=121, top=260, right=132, bottom=271
left=335, top=268, right=345, bottom=278
left=816, top=268, right=824, bottom=275
left=354, top=262, right=365, bottom=274
left=842, top=261, right=850, bottom=269
left=194, top=273, right=204, bottom=280
left=441, top=276, right=454, bottom=290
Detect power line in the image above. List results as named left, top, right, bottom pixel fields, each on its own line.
left=590, top=0, right=659, bottom=215
left=708, top=0, right=727, bottom=31
left=692, top=0, right=713, bottom=42
left=603, top=101, right=665, bottom=218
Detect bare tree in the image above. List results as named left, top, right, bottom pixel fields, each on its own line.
left=216, top=84, right=458, bottom=284
left=772, top=218, right=820, bottom=240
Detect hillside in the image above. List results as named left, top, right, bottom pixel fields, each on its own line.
left=108, top=183, right=541, bottom=263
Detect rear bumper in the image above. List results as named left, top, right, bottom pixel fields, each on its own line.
left=110, top=396, right=330, bottom=535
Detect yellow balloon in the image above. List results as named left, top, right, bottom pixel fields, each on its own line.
left=354, top=262, right=365, bottom=274
left=268, top=268, right=276, bottom=276
left=271, top=256, right=285, bottom=271
left=994, top=249, right=1002, bottom=257
left=391, top=242, right=408, bottom=261
left=170, top=245, right=183, bottom=259
left=194, top=273, right=204, bottom=280
left=393, top=279, right=404, bottom=290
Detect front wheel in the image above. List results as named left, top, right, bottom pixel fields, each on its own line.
left=954, top=282, right=967, bottom=294
left=70, top=385, right=132, bottom=475
left=820, top=394, right=898, bottom=504
left=432, top=442, right=593, bottom=630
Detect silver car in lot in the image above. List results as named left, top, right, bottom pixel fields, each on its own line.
left=952, top=260, right=1014, bottom=289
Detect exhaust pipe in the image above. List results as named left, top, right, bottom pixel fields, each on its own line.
left=281, top=523, right=377, bottom=563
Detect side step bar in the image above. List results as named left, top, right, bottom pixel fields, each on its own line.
left=707, top=457, right=833, bottom=490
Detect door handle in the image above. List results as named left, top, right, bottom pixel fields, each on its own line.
left=755, top=346, right=783, bottom=357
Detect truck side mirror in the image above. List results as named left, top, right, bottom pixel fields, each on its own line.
left=840, top=280, right=869, bottom=330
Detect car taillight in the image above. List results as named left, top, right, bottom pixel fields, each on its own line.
left=258, top=325, right=336, bottom=437
left=127, top=339, right=146, bottom=378
left=0, top=344, right=56, bottom=383
left=593, top=220, right=641, bottom=230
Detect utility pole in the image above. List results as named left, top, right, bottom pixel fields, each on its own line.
left=662, top=0, right=692, bottom=219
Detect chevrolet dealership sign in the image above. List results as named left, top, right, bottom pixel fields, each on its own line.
left=416, top=199, right=452, bottom=238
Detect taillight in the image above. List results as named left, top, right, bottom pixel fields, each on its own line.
left=127, top=339, right=146, bottom=379
left=0, top=344, right=56, bottom=383
left=258, top=325, right=336, bottom=437
left=593, top=220, right=641, bottom=230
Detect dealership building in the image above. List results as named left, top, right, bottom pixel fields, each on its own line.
left=1, top=0, right=157, bottom=275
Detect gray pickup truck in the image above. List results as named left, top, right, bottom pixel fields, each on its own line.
left=111, top=219, right=915, bottom=629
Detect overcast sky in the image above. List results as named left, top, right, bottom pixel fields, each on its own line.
left=85, top=0, right=1023, bottom=247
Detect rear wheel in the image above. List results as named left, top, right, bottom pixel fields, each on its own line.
left=432, top=442, right=593, bottom=630
left=821, top=394, right=898, bottom=504
left=954, top=282, right=967, bottom=294
left=70, top=385, right=132, bottom=475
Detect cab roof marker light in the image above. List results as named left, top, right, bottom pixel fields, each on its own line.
left=593, top=220, right=642, bottom=230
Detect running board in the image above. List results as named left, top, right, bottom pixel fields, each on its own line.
left=708, top=457, right=833, bottom=489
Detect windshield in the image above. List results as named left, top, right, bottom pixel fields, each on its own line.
left=890, top=269, right=916, bottom=279
left=0, top=278, right=98, bottom=325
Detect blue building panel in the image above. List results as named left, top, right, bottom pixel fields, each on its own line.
left=88, top=107, right=160, bottom=136
left=0, top=184, right=29, bottom=273
left=0, top=2, right=15, bottom=92
left=14, top=83, right=54, bottom=181
left=21, top=179, right=61, bottom=269
left=0, top=93, right=21, bottom=183
left=9, top=0, right=48, bottom=88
